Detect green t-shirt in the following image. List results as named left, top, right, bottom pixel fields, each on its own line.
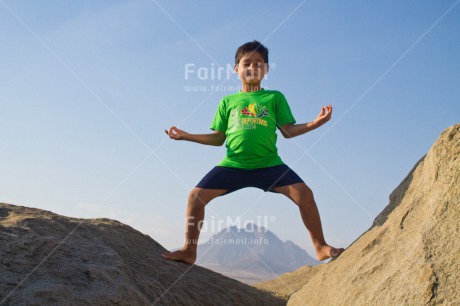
left=210, top=89, right=296, bottom=169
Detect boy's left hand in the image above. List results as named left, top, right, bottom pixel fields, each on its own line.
left=313, top=105, right=333, bottom=127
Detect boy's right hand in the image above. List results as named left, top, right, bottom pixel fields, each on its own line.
left=165, top=126, right=188, bottom=140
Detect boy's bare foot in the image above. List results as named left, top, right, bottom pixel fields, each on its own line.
left=161, top=249, right=196, bottom=265
left=316, top=245, right=345, bottom=261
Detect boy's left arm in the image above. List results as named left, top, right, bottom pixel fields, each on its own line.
left=279, top=105, right=332, bottom=139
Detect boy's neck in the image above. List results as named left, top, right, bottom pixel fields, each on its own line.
left=241, top=83, right=262, bottom=93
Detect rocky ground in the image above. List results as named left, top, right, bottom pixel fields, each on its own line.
left=258, top=123, right=460, bottom=305
left=0, top=204, right=285, bottom=305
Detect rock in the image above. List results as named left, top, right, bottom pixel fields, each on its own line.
left=254, top=265, right=320, bottom=300
left=0, top=204, right=286, bottom=305
left=287, top=123, right=460, bottom=305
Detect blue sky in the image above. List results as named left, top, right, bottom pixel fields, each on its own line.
left=1, top=0, right=459, bottom=256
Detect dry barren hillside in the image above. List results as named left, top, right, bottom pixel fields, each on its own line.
left=0, top=204, right=285, bottom=305
left=287, top=123, right=460, bottom=305
left=257, top=123, right=459, bottom=305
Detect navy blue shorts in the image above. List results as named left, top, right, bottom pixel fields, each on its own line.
left=196, top=164, right=304, bottom=195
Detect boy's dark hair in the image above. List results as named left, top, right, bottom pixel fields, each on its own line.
left=235, top=40, right=269, bottom=65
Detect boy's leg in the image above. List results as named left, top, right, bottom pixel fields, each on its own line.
left=161, top=187, right=227, bottom=264
left=272, top=182, right=344, bottom=261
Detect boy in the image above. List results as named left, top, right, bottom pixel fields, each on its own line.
left=162, top=40, right=344, bottom=264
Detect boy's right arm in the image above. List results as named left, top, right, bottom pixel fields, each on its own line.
left=164, top=126, right=226, bottom=146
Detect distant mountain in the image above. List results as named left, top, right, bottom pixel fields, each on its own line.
left=196, top=224, right=319, bottom=284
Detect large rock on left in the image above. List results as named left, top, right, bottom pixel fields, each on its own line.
left=0, top=204, right=285, bottom=305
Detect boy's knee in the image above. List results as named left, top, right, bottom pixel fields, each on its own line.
left=299, top=184, right=314, bottom=200
left=188, top=188, right=208, bottom=207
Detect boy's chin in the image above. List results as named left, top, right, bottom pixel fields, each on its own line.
left=243, top=78, right=262, bottom=85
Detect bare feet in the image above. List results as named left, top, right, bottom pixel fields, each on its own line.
left=161, top=249, right=196, bottom=265
left=316, top=245, right=345, bottom=261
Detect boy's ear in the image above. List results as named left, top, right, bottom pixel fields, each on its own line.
left=234, top=64, right=238, bottom=73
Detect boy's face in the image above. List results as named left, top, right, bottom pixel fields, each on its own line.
left=234, top=51, right=268, bottom=85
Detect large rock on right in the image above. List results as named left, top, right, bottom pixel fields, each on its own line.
left=288, top=123, right=460, bottom=305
